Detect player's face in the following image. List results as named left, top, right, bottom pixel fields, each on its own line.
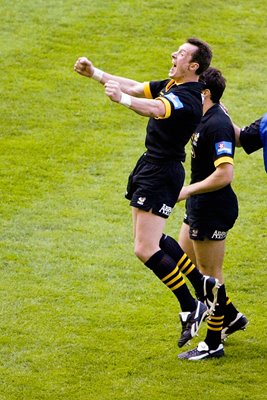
left=169, top=43, right=198, bottom=80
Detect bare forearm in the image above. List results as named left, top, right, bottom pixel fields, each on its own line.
left=104, top=80, right=165, bottom=118
left=74, top=56, right=145, bottom=97
left=186, top=173, right=231, bottom=195
left=127, top=96, right=165, bottom=117
left=75, top=57, right=165, bottom=117
left=178, top=164, right=233, bottom=201
left=99, top=72, right=144, bottom=97
left=233, top=123, right=242, bottom=147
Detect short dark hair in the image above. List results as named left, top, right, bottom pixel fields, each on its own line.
left=199, top=67, right=226, bottom=103
left=186, top=37, right=212, bottom=75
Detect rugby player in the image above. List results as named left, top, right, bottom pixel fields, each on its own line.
left=174, top=67, right=246, bottom=359
left=74, top=38, right=219, bottom=347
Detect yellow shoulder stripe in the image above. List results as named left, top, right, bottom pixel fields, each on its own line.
left=165, top=79, right=176, bottom=92
left=155, top=97, right=171, bottom=119
left=214, top=156, right=234, bottom=168
left=143, top=82, right=153, bottom=99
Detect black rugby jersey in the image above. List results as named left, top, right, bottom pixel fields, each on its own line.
left=190, top=103, right=235, bottom=184
left=143, top=79, right=204, bottom=161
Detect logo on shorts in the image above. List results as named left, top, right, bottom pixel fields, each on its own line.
left=137, top=197, right=146, bottom=205
left=191, top=229, right=198, bottom=238
left=158, top=203, right=172, bottom=216
left=211, top=230, right=227, bottom=240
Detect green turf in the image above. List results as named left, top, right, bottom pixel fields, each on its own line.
left=0, top=0, right=266, bottom=399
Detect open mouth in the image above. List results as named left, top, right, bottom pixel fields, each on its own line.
left=169, top=61, right=177, bottom=75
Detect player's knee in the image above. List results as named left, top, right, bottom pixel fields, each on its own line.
left=134, top=243, right=146, bottom=262
left=134, top=242, right=154, bottom=263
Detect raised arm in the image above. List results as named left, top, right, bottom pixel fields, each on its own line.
left=74, top=56, right=145, bottom=97
left=104, top=80, right=166, bottom=118
left=74, top=56, right=166, bottom=118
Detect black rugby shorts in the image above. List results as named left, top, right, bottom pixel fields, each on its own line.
left=125, top=154, right=185, bottom=219
left=184, top=192, right=238, bottom=240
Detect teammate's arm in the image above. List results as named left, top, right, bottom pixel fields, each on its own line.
left=178, top=162, right=233, bottom=201
left=232, top=123, right=242, bottom=147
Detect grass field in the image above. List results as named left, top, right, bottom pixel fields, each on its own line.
left=0, top=1, right=266, bottom=399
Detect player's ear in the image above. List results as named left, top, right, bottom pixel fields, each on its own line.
left=202, top=88, right=210, bottom=98
left=189, top=62, right=199, bottom=72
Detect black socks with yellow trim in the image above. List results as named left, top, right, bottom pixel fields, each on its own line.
left=224, top=296, right=239, bottom=326
left=144, top=250, right=196, bottom=312
left=159, top=234, right=204, bottom=293
left=159, top=234, right=242, bottom=329
left=205, top=284, right=226, bottom=349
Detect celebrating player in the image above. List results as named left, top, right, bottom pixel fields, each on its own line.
left=74, top=38, right=219, bottom=347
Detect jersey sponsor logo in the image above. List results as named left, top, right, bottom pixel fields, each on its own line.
left=137, top=197, right=146, bottom=205
left=211, top=230, right=227, bottom=240
left=192, top=132, right=200, bottom=146
left=191, top=132, right=199, bottom=158
left=164, top=93, right=184, bottom=109
left=215, top=141, right=233, bottom=156
left=158, top=203, right=172, bottom=216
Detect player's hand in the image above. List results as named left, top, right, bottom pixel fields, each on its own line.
left=74, top=57, right=94, bottom=77
left=104, top=80, right=122, bottom=103
left=177, top=186, right=190, bottom=202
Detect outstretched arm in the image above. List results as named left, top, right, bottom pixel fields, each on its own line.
left=104, top=80, right=166, bottom=118
left=74, top=56, right=145, bottom=97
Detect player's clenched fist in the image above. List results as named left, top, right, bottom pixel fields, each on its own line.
left=74, top=57, right=94, bottom=77
left=104, top=80, right=122, bottom=103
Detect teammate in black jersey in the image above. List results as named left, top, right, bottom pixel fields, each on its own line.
left=74, top=38, right=218, bottom=348
left=234, top=114, right=267, bottom=172
left=173, top=67, right=250, bottom=360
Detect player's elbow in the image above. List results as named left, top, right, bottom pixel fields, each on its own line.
left=222, top=168, right=234, bottom=185
left=149, top=100, right=166, bottom=118
left=216, top=163, right=234, bottom=186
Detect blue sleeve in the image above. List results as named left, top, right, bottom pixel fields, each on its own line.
left=260, top=113, right=267, bottom=172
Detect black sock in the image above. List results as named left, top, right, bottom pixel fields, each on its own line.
left=224, top=296, right=239, bottom=326
left=159, top=234, right=204, bottom=293
left=145, top=250, right=196, bottom=312
left=205, top=284, right=226, bottom=349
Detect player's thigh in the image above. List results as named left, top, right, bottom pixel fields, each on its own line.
left=132, top=207, right=138, bottom=239
left=134, top=207, right=166, bottom=261
left=193, top=239, right=225, bottom=282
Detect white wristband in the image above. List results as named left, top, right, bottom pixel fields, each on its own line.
left=120, top=93, right=132, bottom=108
left=92, top=67, right=104, bottom=82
